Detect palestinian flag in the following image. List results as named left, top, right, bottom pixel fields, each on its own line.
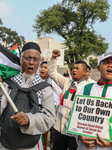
left=10, top=43, right=20, bottom=57
left=0, top=44, right=21, bottom=79
left=60, top=88, right=76, bottom=106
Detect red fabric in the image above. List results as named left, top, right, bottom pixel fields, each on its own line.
left=98, top=80, right=112, bottom=85
left=69, top=88, right=76, bottom=94
left=98, top=80, right=103, bottom=85
left=60, top=93, right=65, bottom=106
left=106, top=82, right=112, bottom=85
left=10, top=43, right=18, bottom=50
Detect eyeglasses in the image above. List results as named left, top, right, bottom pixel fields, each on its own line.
left=23, top=57, right=40, bottom=62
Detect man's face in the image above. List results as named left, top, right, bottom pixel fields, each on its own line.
left=72, top=63, right=86, bottom=81
left=21, top=49, right=40, bottom=75
left=85, top=68, right=90, bottom=80
left=97, top=58, right=112, bottom=83
left=39, top=63, right=48, bottom=80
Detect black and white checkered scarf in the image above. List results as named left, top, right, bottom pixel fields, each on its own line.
left=11, top=72, right=43, bottom=104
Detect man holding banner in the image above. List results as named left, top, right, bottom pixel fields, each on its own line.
left=75, top=52, right=112, bottom=150
left=0, top=42, right=56, bottom=150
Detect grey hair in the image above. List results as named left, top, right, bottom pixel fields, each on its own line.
left=20, top=52, right=24, bottom=66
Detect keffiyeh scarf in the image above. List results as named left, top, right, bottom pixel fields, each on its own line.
left=12, top=72, right=43, bottom=105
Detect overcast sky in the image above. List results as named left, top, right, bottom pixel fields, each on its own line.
left=0, top=0, right=112, bottom=52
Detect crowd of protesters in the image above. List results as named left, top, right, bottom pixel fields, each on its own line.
left=0, top=42, right=112, bottom=150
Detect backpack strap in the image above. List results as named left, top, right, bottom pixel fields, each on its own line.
left=83, top=83, right=94, bottom=95
left=31, top=81, right=51, bottom=92
left=3, top=78, right=18, bottom=89
left=3, top=79, right=51, bottom=110
left=3, top=79, right=51, bottom=92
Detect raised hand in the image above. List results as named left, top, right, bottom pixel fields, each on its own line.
left=51, top=49, right=60, bottom=60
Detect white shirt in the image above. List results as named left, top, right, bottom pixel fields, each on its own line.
left=76, top=82, right=112, bottom=150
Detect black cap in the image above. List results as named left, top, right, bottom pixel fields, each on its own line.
left=22, top=42, right=41, bottom=53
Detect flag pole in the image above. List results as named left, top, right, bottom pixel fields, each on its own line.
left=0, top=82, right=18, bottom=113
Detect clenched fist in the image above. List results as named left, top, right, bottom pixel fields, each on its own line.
left=51, top=49, right=60, bottom=60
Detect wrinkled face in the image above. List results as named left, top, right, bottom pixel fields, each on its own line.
left=39, top=63, right=48, bottom=80
left=72, top=63, right=86, bottom=81
left=85, top=68, right=90, bottom=80
left=97, top=58, right=112, bottom=84
left=20, top=49, right=40, bottom=75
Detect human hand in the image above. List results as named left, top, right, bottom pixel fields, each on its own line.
left=96, top=133, right=112, bottom=147
left=51, top=49, right=60, bottom=60
left=0, top=76, right=2, bottom=82
left=78, top=135, right=96, bottom=149
left=11, top=111, right=29, bottom=126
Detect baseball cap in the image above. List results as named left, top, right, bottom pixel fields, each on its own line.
left=99, top=52, right=112, bottom=65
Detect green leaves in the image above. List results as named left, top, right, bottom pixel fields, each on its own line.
left=0, top=18, right=3, bottom=25
left=89, top=57, right=98, bottom=69
left=33, top=0, right=110, bottom=69
left=0, top=19, right=25, bottom=49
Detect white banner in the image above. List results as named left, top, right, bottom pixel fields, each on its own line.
left=67, top=95, right=112, bottom=142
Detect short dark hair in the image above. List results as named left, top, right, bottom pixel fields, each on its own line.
left=74, top=60, right=87, bottom=70
left=40, top=61, right=47, bottom=67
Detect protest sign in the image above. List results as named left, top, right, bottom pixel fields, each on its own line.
left=67, top=95, right=112, bottom=142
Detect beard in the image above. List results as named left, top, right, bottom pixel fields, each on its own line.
left=22, top=72, right=36, bottom=82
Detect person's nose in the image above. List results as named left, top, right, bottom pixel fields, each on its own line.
left=29, top=59, right=34, bottom=64
left=73, top=68, right=76, bottom=72
left=110, top=63, right=112, bottom=67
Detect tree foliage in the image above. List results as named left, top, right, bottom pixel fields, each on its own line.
left=0, top=19, right=25, bottom=49
left=33, top=0, right=110, bottom=70
left=89, top=57, right=98, bottom=69
left=0, top=19, right=3, bottom=25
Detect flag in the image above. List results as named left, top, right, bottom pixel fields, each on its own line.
left=10, top=43, right=20, bottom=57
left=0, top=44, right=21, bottom=79
left=60, top=88, right=76, bottom=106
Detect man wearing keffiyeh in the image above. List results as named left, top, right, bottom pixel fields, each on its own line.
left=47, top=50, right=90, bottom=150
left=0, top=42, right=56, bottom=150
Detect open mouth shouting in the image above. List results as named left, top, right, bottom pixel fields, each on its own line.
left=27, top=67, right=34, bottom=74
left=40, top=71, right=45, bottom=76
left=72, top=72, right=76, bottom=77
left=107, top=69, right=112, bottom=75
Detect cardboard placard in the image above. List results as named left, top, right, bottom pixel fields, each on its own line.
left=67, top=95, right=112, bottom=142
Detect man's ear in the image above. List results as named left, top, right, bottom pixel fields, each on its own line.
left=84, top=70, right=87, bottom=76
left=97, top=65, right=100, bottom=72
